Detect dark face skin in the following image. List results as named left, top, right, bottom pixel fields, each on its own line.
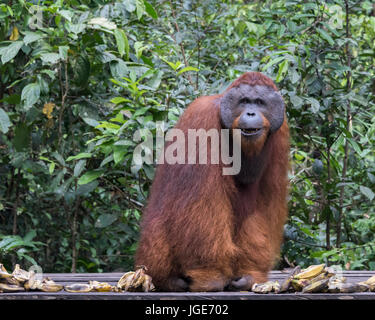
left=220, top=84, right=285, bottom=137
left=220, top=84, right=285, bottom=185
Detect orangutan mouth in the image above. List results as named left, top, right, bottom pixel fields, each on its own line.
left=240, top=128, right=262, bottom=136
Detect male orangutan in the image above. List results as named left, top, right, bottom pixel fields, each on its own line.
left=135, top=72, right=290, bottom=292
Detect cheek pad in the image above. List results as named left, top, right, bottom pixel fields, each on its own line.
left=220, top=85, right=285, bottom=131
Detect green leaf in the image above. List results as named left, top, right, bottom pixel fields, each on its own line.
left=78, top=170, right=104, bottom=185
left=24, top=230, right=36, bottom=242
left=148, top=70, right=163, bottom=89
left=20, top=254, right=38, bottom=266
left=40, top=53, right=60, bottom=64
left=177, top=66, right=199, bottom=76
left=74, top=55, right=90, bottom=87
left=59, top=9, right=73, bottom=22
left=276, top=59, right=289, bottom=82
left=123, top=0, right=136, bottom=12
left=136, top=0, right=146, bottom=19
left=114, top=29, right=129, bottom=58
left=74, top=160, right=86, bottom=177
left=95, top=213, right=118, bottom=228
left=21, top=83, right=40, bottom=107
left=113, top=147, right=127, bottom=164
left=82, top=118, right=100, bottom=127
left=66, top=153, right=92, bottom=162
left=261, top=56, right=284, bottom=71
left=143, top=164, right=155, bottom=179
left=349, top=139, right=361, bottom=154
left=133, top=106, right=149, bottom=117
left=59, top=46, right=69, bottom=60
left=144, top=0, right=158, bottom=19
left=110, top=97, right=131, bottom=104
left=289, top=94, right=303, bottom=108
left=110, top=59, right=128, bottom=79
left=360, top=186, right=374, bottom=201
left=75, top=181, right=98, bottom=196
left=317, top=28, right=334, bottom=46
left=1, top=41, right=23, bottom=64
left=306, top=97, right=320, bottom=113
left=23, top=32, right=44, bottom=45
left=88, top=17, right=116, bottom=30
left=100, top=155, right=113, bottom=167
left=13, top=123, right=31, bottom=151
left=49, top=162, right=56, bottom=174
left=0, top=108, right=12, bottom=133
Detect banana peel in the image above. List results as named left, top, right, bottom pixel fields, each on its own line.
left=0, top=264, right=12, bottom=280
left=117, top=266, right=155, bottom=292
left=0, top=262, right=158, bottom=294
left=360, top=275, right=375, bottom=291
left=252, top=281, right=280, bottom=294
left=302, top=278, right=329, bottom=293
left=0, top=283, right=25, bottom=292
left=329, top=282, right=369, bottom=293
left=293, top=264, right=325, bottom=280
left=358, top=276, right=375, bottom=292
left=12, top=264, right=32, bottom=284
left=117, top=271, right=135, bottom=291
left=65, top=283, right=93, bottom=293
left=89, top=281, right=114, bottom=292
left=279, top=266, right=301, bottom=293
left=291, top=278, right=311, bottom=291
left=39, top=278, right=63, bottom=292
left=142, top=274, right=155, bottom=292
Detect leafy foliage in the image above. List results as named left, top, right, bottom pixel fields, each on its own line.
left=0, top=0, right=374, bottom=272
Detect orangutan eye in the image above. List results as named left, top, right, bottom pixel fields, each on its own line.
left=239, top=98, right=252, bottom=105
left=254, top=98, right=264, bottom=105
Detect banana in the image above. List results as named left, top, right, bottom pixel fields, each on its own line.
left=309, top=270, right=334, bottom=284
left=24, top=274, right=38, bottom=291
left=129, top=274, right=146, bottom=291
left=39, top=278, right=63, bottom=292
left=291, top=278, right=311, bottom=291
left=12, top=264, right=32, bottom=283
left=294, top=264, right=325, bottom=280
left=0, top=264, right=12, bottom=279
left=0, top=283, right=25, bottom=292
left=142, top=275, right=155, bottom=292
left=273, top=281, right=281, bottom=293
left=65, top=283, right=93, bottom=293
left=117, top=271, right=135, bottom=290
left=302, top=278, right=329, bottom=293
left=252, top=281, right=274, bottom=294
left=89, top=281, right=113, bottom=292
left=40, top=283, right=64, bottom=292
left=117, top=266, right=155, bottom=292
left=324, top=266, right=337, bottom=277
left=4, top=276, right=21, bottom=286
left=363, top=275, right=375, bottom=286
left=252, top=281, right=280, bottom=294
left=279, top=266, right=301, bottom=293
left=329, top=282, right=368, bottom=293
left=130, top=266, right=146, bottom=287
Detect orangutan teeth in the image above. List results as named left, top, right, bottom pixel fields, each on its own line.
left=241, top=128, right=261, bottom=135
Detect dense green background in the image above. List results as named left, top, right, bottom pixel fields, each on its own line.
left=0, top=0, right=374, bottom=273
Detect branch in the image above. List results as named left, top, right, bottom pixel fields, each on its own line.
left=337, top=0, right=352, bottom=248
left=169, top=1, right=196, bottom=89
left=58, top=57, right=69, bottom=148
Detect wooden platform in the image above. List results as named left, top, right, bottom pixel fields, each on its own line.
left=1, top=271, right=375, bottom=300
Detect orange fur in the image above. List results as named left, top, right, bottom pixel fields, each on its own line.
left=135, top=72, right=290, bottom=291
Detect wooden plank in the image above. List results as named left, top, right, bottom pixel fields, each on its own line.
left=0, top=272, right=374, bottom=300
left=1, top=291, right=375, bottom=300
